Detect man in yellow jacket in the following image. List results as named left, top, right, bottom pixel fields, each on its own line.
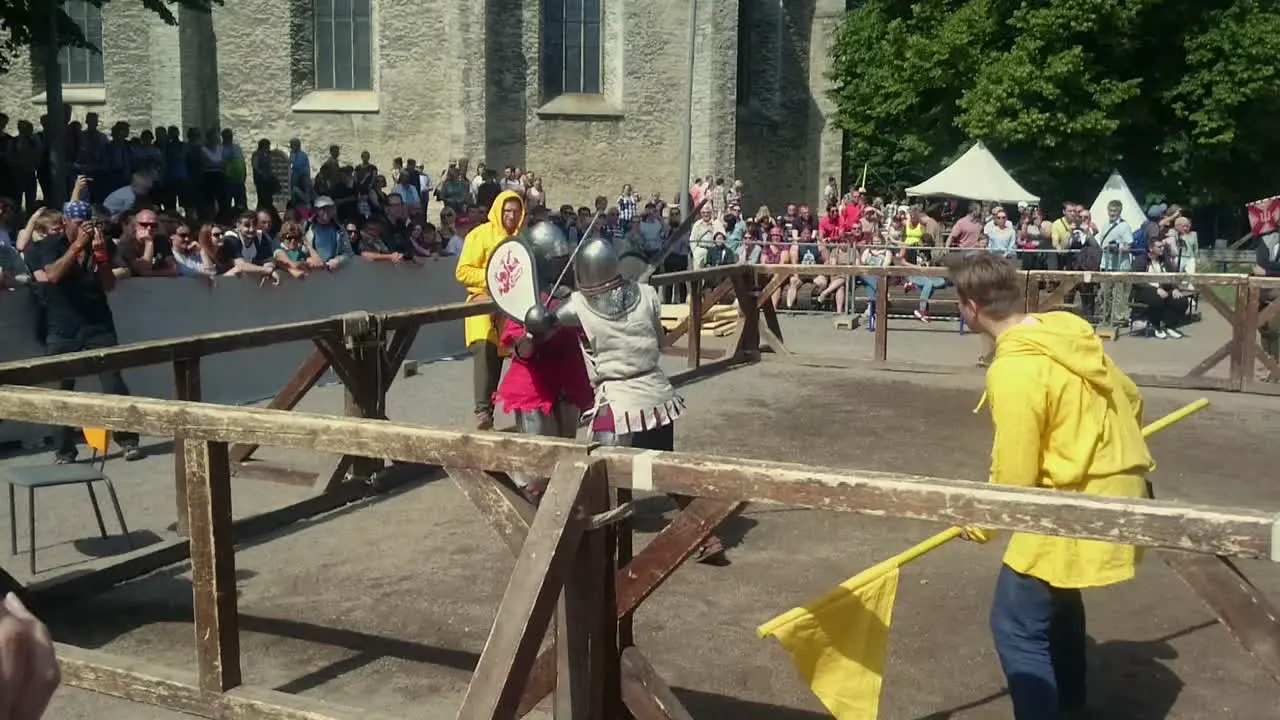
left=455, top=189, right=526, bottom=429
left=948, top=252, right=1154, bottom=720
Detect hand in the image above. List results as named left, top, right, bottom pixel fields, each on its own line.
left=260, top=271, right=281, bottom=288
left=1254, top=264, right=1268, bottom=277
left=288, top=267, right=308, bottom=280
left=1157, top=288, right=1168, bottom=299
left=73, top=174, right=90, bottom=195
left=326, top=257, right=340, bottom=270
left=959, top=527, right=991, bottom=543
left=0, top=592, right=60, bottom=720
left=306, top=255, right=325, bottom=269
left=1172, top=289, right=1183, bottom=300
left=390, top=252, right=405, bottom=264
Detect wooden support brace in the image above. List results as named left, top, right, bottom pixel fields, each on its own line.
left=619, top=646, right=696, bottom=720
left=873, top=277, right=889, bottom=361
left=447, top=466, right=537, bottom=555
left=686, top=279, right=703, bottom=369
left=555, top=475, right=615, bottom=718
left=183, top=439, right=241, bottom=694
left=759, top=301, right=792, bottom=356
left=517, top=497, right=741, bottom=715
left=230, top=349, right=330, bottom=464
left=662, top=278, right=735, bottom=347
left=730, top=272, right=761, bottom=361
left=457, top=458, right=599, bottom=719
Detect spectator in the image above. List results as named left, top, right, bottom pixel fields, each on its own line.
left=221, top=129, right=247, bottom=209
left=724, top=214, right=745, bottom=259
left=689, top=203, right=716, bottom=271
left=221, top=211, right=280, bottom=282
left=287, top=138, right=312, bottom=210
left=1253, top=232, right=1280, bottom=369
left=706, top=229, right=736, bottom=267
left=662, top=205, right=689, bottom=303
left=637, top=203, right=663, bottom=258
left=117, top=209, right=180, bottom=277
left=456, top=190, right=525, bottom=429
left=303, top=196, right=354, bottom=270
left=618, top=183, right=639, bottom=230
left=1131, top=239, right=1187, bottom=339
left=985, top=208, right=1018, bottom=259
left=526, top=175, right=545, bottom=209
left=168, top=218, right=216, bottom=277
left=947, top=201, right=986, bottom=250
left=23, top=211, right=144, bottom=463
left=352, top=218, right=405, bottom=264
left=273, top=220, right=312, bottom=279
left=1097, top=200, right=1135, bottom=328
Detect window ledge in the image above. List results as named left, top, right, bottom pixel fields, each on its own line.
left=291, top=90, right=380, bottom=114
left=536, top=94, right=624, bottom=119
left=31, top=86, right=106, bottom=105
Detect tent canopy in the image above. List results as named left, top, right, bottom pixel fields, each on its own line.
left=1088, top=171, right=1145, bottom=229
left=905, top=141, right=1039, bottom=205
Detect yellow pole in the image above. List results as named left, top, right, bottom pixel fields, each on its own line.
left=858, top=163, right=868, bottom=190
left=759, top=398, right=1211, bottom=637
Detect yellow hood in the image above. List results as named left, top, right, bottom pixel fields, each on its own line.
left=995, top=312, right=1113, bottom=394
left=487, top=189, right=526, bottom=235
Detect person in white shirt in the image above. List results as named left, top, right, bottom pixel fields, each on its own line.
left=103, top=172, right=153, bottom=218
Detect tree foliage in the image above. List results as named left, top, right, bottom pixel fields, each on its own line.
left=829, top=0, right=1280, bottom=209
left=0, top=0, right=220, bottom=73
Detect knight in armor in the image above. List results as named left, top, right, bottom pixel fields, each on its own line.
left=493, top=222, right=593, bottom=502
left=456, top=190, right=525, bottom=430
left=537, top=236, right=727, bottom=562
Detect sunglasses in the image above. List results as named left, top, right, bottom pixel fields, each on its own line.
left=137, top=221, right=156, bottom=229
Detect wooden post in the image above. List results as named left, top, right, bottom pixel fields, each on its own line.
left=172, top=358, right=201, bottom=537
left=554, top=476, right=614, bottom=718
left=731, top=271, right=760, bottom=361
left=1229, top=285, right=1250, bottom=392
left=1242, top=283, right=1262, bottom=390
left=184, top=439, right=241, bottom=694
left=687, top=278, right=702, bottom=369
left=873, top=276, right=889, bottom=361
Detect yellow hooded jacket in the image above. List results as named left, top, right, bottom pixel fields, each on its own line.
left=983, top=311, right=1154, bottom=589
left=455, top=190, right=527, bottom=347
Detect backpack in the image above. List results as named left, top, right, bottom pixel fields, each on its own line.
left=1132, top=222, right=1151, bottom=253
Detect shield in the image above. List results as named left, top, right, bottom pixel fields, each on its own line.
left=485, top=237, right=541, bottom=323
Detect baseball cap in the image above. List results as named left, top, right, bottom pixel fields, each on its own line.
left=314, top=195, right=335, bottom=209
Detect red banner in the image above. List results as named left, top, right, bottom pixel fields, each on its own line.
left=1247, top=195, right=1280, bottom=236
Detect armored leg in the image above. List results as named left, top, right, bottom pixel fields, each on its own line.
left=512, top=409, right=558, bottom=493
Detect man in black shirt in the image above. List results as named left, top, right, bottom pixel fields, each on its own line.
left=24, top=220, right=143, bottom=463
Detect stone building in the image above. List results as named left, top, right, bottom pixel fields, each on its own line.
left=0, top=0, right=846, bottom=210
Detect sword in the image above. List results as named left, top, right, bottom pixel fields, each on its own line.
left=546, top=210, right=604, bottom=300
left=640, top=197, right=709, bottom=283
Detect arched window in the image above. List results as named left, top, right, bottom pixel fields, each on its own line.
left=314, top=0, right=373, bottom=91
left=60, top=0, right=104, bottom=86
left=542, top=0, right=602, bottom=98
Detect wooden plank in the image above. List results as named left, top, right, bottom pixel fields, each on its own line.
left=731, top=274, right=760, bottom=361
left=230, top=349, right=330, bottom=464
left=172, top=358, right=201, bottom=537
left=1127, top=373, right=1233, bottom=392
left=619, top=646, right=696, bottom=720
left=1161, top=552, right=1280, bottom=683
left=1, top=388, right=1276, bottom=557
left=759, top=301, right=792, bottom=356
left=1242, top=284, right=1263, bottom=383
left=1187, top=341, right=1234, bottom=378
left=458, top=458, right=598, bottom=719
left=555, top=476, right=613, bottom=719
left=448, top=466, right=537, bottom=555
left=184, top=439, right=241, bottom=693
left=0, top=301, right=483, bottom=386
left=57, top=644, right=399, bottom=720
left=661, top=278, right=734, bottom=347
left=518, top=497, right=741, bottom=715
left=1230, top=288, right=1249, bottom=390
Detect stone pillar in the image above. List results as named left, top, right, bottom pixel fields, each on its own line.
left=809, top=0, right=845, bottom=198
left=178, top=6, right=221, bottom=130
left=690, top=0, right=740, bottom=185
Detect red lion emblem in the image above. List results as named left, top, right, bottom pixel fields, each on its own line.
left=495, top=247, right=524, bottom=295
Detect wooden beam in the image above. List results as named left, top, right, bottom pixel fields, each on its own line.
left=1161, top=552, right=1280, bottom=683
left=686, top=279, right=703, bottom=369
left=661, top=278, right=734, bottom=347
left=447, top=466, right=537, bottom=555
left=619, top=646, right=695, bottom=720
left=230, top=349, right=330, bottom=464
left=0, top=388, right=1276, bottom=558
left=172, top=358, right=200, bottom=537
left=873, top=276, right=889, bottom=361
left=184, top=439, right=241, bottom=694
left=0, top=301, right=484, bottom=386
left=57, top=644, right=400, bottom=720
left=730, top=273, right=760, bottom=361
left=555, top=476, right=613, bottom=719
left=457, top=458, right=598, bottom=719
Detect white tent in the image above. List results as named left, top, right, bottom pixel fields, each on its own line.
left=1088, top=171, right=1145, bottom=229
left=905, top=141, right=1039, bottom=204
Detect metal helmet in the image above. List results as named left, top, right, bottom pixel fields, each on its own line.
left=527, top=221, right=572, bottom=292
left=574, top=237, right=621, bottom=292
left=575, top=237, right=641, bottom=320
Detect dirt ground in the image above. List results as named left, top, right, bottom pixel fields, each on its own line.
left=13, top=316, right=1280, bottom=719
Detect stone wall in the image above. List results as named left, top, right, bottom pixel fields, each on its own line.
left=0, top=1, right=843, bottom=212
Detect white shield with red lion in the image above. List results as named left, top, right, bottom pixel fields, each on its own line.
left=485, top=237, right=542, bottom=323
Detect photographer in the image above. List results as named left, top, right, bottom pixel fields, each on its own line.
left=23, top=211, right=144, bottom=464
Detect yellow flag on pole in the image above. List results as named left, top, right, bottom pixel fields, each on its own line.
left=757, top=558, right=899, bottom=719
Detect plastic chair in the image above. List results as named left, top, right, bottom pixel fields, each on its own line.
left=4, top=428, right=133, bottom=574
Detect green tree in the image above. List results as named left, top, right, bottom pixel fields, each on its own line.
left=829, top=0, right=1280, bottom=213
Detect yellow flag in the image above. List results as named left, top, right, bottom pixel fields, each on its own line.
left=758, top=560, right=900, bottom=720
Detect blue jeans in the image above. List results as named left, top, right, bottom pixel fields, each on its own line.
left=46, top=326, right=139, bottom=460
left=908, top=276, right=946, bottom=309
left=989, top=564, right=1087, bottom=719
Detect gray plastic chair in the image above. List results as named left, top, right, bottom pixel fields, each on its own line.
left=4, top=428, right=132, bottom=574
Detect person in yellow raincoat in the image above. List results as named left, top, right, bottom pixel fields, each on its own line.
left=947, top=252, right=1154, bottom=720
left=455, top=189, right=526, bottom=429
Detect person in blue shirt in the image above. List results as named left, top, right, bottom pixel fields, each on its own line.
left=303, top=196, right=354, bottom=270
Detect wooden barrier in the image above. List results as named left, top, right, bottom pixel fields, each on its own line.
left=735, top=263, right=1280, bottom=396
left=0, top=386, right=1275, bottom=718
